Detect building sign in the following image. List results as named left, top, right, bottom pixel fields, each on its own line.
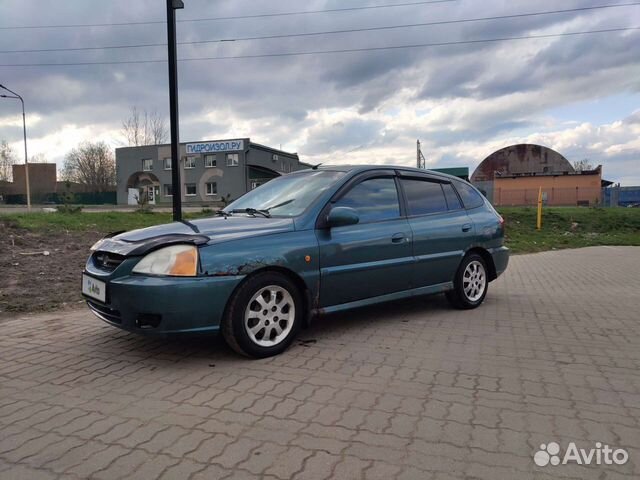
left=186, top=140, right=244, bottom=154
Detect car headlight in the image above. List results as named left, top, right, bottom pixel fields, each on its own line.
left=132, top=245, right=199, bottom=277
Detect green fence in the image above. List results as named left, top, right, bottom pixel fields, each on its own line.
left=3, top=191, right=117, bottom=205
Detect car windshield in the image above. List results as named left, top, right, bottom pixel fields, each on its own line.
left=224, top=170, right=346, bottom=217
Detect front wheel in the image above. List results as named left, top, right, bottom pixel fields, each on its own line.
left=446, top=253, right=488, bottom=309
left=222, top=272, right=302, bottom=358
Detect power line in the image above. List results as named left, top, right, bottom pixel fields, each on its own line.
left=2, top=3, right=638, bottom=54
left=0, top=27, right=637, bottom=67
left=0, top=0, right=457, bottom=30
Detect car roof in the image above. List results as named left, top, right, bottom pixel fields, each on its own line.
left=302, top=164, right=463, bottom=182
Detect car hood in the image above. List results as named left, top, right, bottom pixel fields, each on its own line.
left=120, top=215, right=294, bottom=242
left=94, top=216, right=295, bottom=256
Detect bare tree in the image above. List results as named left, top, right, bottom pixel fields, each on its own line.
left=148, top=110, right=167, bottom=145
left=30, top=152, right=48, bottom=163
left=61, top=141, right=116, bottom=192
left=121, top=106, right=168, bottom=146
left=0, top=140, right=17, bottom=182
left=573, top=159, right=594, bottom=171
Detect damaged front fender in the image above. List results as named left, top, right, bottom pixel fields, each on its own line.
left=206, top=256, right=284, bottom=277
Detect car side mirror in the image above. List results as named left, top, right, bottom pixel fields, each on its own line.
left=326, top=207, right=359, bottom=228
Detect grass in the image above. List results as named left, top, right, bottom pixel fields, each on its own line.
left=0, top=211, right=208, bottom=233
left=1, top=207, right=639, bottom=254
left=498, top=207, right=640, bottom=253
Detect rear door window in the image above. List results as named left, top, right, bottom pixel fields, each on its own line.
left=442, top=183, right=463, bottom=210
left=334, top=177, right=400, bottom=223
left=401, top=178, right=448, bottom=216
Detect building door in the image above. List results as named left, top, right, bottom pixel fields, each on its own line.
left=147, top=186, right=156, bottom=205
left=127, top=188, right=138, bottom=205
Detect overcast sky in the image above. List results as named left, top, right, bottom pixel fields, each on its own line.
left=1, top=0, right=639, bottom=183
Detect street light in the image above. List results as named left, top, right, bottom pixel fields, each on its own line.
left=0, top=83, right=31, bottom=211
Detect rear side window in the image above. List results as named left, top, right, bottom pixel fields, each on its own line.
left=401, top=179, right=448, bottom=215
left=442, top=183, right=462, bottom=210
left=454, top=181, right=485, bottom=209
left=335, top=177, right=400, bottom=223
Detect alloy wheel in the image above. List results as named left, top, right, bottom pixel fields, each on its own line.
left=244, top=285, right=295, bottom=347
left=462, top=260, right=486, bottom=302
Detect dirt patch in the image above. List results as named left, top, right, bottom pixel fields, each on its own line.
left=0, top=218, right=104, bottom=316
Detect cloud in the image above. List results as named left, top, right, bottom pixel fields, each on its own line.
left=0, top=0, right=639, bottom=183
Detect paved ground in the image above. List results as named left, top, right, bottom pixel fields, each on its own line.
left=1, top=246, right=639, bottom=480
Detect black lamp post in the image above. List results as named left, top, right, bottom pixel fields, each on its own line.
left=0, top=84, right=31, bottom=211
left=166, top=0, right=184, bottom=222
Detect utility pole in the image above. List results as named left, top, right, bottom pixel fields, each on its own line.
left=416, top=139, right=426, bottom=169
left=0, top=84, right=31, bottom=211
left=166, top=0, right=184, bottom=222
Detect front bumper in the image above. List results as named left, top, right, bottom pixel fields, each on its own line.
left=83, top=272, right=243, bottom=336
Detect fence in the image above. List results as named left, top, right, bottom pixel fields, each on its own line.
left=2, top=191, right=117, bottom=205
left=493, top=187, right=601, bottom=207
left=602, top=186, right=640, bottom=207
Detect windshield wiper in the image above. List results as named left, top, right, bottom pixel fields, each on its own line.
left=228, top=199, right=295, bottom=218
left=264, top=198, right=295, bottom=213
left=216, top=210, right=232, bottom=218
left=231, top=208, right=271, bottom=218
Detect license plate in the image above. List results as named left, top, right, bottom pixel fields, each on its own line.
left=82, top=274, right=106, bottom=303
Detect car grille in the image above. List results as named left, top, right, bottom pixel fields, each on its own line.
left=93, top=251, right=125, bottom=272
left=87, top=301, right=122, bottom=324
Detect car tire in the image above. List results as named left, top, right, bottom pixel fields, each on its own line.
left=222, top=271, right=302, bottom=358
left=446, top=253, right=488, bottom=310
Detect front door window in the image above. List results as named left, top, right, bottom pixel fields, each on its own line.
left=333, top=177, right=400, bottom=223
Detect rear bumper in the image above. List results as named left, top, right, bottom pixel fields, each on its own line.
left=83, top=272, right=243, bottom=336
left=490, top=246, right=509, bottom=278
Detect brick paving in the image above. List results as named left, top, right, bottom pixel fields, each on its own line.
left=1, top=246, right=639, bottom=479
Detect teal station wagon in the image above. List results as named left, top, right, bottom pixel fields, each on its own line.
left=83, top=166, right=508, bottom=357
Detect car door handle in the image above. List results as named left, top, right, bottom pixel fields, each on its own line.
left=462, top=223, right=472, bottom=232
left=391, top=233, right=407, bottom=243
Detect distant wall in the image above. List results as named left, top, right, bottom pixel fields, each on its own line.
left=11, top=163, right=57, bottom=196
left=494, top=172, right=602, bottom=206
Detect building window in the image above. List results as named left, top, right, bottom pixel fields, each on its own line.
left=226, top=153, right=239, bottom=167
left=206, top=182, right=217, bottom=196
left=164, top=157, right=172, bottom=170
left=142, top=159, right=153, bottom=171
left=164, top=184, right=173, bottom=197
left=184, top=156, right=196, bottom=169
left=185, top=183, right=197, bottom=196
left=204, top=154, right=217, bottom=168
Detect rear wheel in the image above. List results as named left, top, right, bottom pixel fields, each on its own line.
left=222, top=272, right=302, bottom=358
left=446, top=253, right=488, bottom=309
